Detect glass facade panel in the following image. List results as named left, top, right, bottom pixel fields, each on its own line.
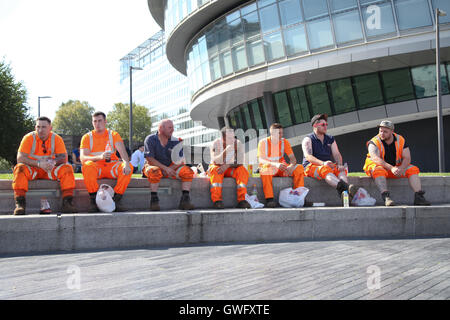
left=249, top=100, right=265, bottom=129
left=302, top=0, right=329, bottom=20
left=279, top=0, right=303, bottom=27
left=241, top=104, right=253, bottom=130
left=259, top=3, right=281, bottom=33
left=258, top=0, right=277, bottom=7
left=330, top=0, right=357, bottom=12
left=288, top=87, right=310, bottom=124
left=263, top=31, right=285, bottom=61
left=232, top=44, right=248, bottom=71
left=307, top=17, right=334, bottom=50
left=353, top=73, right=384, bottom=109
left=234, top=109, right=244, bottom=128
left=432, top=0, right=450, bottom=23
left=284, top=24, right=308, bottom=56
left=381, top=68, right=415, bottom=103
left=243, top=11, right=261, bottom=39
left=247, top=38, right=265, bottom=66
left=217, top=18, right=230, bottom=51
left=329, top=78, right=356, bottom=114
left=362, top=1, right=396, bottom=38
left=274, top=91, right=293, bottom=127
left=220, top=50, right=233, bottom=76
left=305, top=83, right=332, bottom=115
left=411, top=64, right=449, bottom=98
left=241, top=2, right=257, bottom=16
left=333, top=10, right=363, bottom=44
left=210, top=55, right=221, bottom=81
left=395, top=0, right=432, bottom=30
left=229, top=17, right=244, bottom=46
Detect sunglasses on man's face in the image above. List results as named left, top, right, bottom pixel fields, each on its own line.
left=314, top=122, right=328, bottom=127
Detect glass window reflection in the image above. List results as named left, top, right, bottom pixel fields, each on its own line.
left=353, top=73, right=384, bottom=109
left=307, top=17, right=334, bottom=50
left=329, top=0, right=357, bottom=13
left=329, top=78, right=356, bottom=114
left=279, top=0, right=303, bottom=27
left=263, top=31, right=285, bottom=61
left=259, top=3, right=281, bottom=33
left=333, top=10, right=363, bottom=44
left=381, top=68, right=415, bottom=103
left=247, top=38, right=266, bottom=66
left=306, top=82, right=332, bottom=115
left=395, top=0, right=432, bottom=30
left=283, top=24, right=308, bottom=55
left=274, top=91, right=293, bottom=127
left=362, top=1, right=396, bottom=38
left=302, top=0, right=329, bottom=20
left=432, top=0, right=450, bottom=23
left=411, top=64, right=449, bottom=98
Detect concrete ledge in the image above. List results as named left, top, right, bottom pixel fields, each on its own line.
left=0, top=205, right=449, bottom=255
left=1, top=176, right=449, bottom=214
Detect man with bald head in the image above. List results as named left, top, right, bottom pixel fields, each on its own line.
left=143, top=119, right=195, bottom=211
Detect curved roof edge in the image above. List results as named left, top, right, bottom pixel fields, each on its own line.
left=148, top=0, right=165, bottom=29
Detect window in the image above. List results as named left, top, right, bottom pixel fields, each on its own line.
left=288, top=87, right=310, bottom=124
left=307, top=17, right=334, bottom=50
left=411, top=64, right=449, bottom=98
left=249, top=99, right=265, bottom=129
left=247, top=38, right=265, bottom=66
left=394, top=0, right=432, bottom=30
left=362, top=1, right=397, bottom=38
left=259, top=3, right=281, bottom=33
left=302, top=0, right=329, bottom=20
left=279, top=0, right=303, bottom=27
left=381, top=68, right=415, bottom=103
left=305, top=82, right=332, bottom=115
left=241, top=2, right=257, bottom=16
left=263, top=31, right=285, bottom=61
left=329, top=0, right=357, bottom=12
left=353, top=73, right=384, bottom=109
left=220, top=50, right=233, bottom=76
left=274, top=91, right=293, bottom=127
left=229, top=17, right=244, bottom=46
left=283, top=24, right=308, bottom=56
left=232, top=44, right=248, bottom=71
left=329, top=78, right=356, bottom=114
left=332, top=10, right=363, bottom=44
left=241, top=104, right=253, bottom=130
left=242, top=11, right=261, bottom=39
left=432, top=0, right=450, bottom=23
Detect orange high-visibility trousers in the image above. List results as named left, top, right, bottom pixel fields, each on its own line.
left=82, top=160, right=133, bottom=195
left=259, top=163, right=305, bottom=199
left=12, top=163, right=75, bottom=197
left=143, top=163, right=194, bottom=184
left=208, top=164, right=249, bottom=202
left=305, top=163, right=348, bottom=180
left=365, top=163, right=420, bottom=179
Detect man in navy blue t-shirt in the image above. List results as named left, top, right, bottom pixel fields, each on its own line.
left=143, top=119, right=194, bottom=211
left=302, top=114, right=357, bottom=205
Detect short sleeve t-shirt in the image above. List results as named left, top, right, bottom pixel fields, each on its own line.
left=257, top=137, right=293, bottom=163
left=80, top=129, right=123, bottom=162
left=144, top=133, right=184, bottom=167
left=379, top=135, right=409, bottom=167
left=18, top=132, right=67, bottom=160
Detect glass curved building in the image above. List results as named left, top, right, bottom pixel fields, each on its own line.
left=148, top=0, right=450, bottom=171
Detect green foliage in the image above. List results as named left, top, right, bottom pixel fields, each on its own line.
left=52, top=100, right=94, bottom=136
left=107, top=103, right=152, bottom=148
left=0, top=60, right=34, bottom=165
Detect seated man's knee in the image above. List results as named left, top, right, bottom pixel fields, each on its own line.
left=371, top=166, right=388, bottom=179
left=145, top=166, right=163, bottom=183
left=405, top=165, right=420, bottom=177
left=179, top=166, right=194, bottom=181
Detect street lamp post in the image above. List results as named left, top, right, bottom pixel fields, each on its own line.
left=129, top=66, right=143, bottom=151
left=436, top=8, right=446, bottom=172
left=38, top=96, right=52, bottom=118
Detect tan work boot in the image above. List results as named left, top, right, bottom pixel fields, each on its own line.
left=61, top=196, right=78, bottom=213
left=382, top=192, right=395, bottom=206
left=14, top=196, right=26, bottom=216
left=179, top=193, right=194, bottom=210
left=213, top=201, right=225, bottom=209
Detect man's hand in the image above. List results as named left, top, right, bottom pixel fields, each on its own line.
left=162, top=165, right=176, bottom=177
left=217, top=164, right=230, bottom=175
left=276, top=162, right=288, bottom=172
left=323, top=161, right=334, bottom=169
left=123, top=162, right=132, bottom=175
left=102, top=151, right=112, bottom=161
left=286, top=164, right=297, bottom=175
left=391, top=166, right=402, bottom=177
left=39, top=157, right=55, bottom=171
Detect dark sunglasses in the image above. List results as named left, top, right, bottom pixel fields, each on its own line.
left=42, top=142, right=48, bottom=154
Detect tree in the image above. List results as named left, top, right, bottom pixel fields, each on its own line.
left=0, top=60, right=34, bottom=165
left=52, top=100, right=94, bottom=136
left=107, top=103, right=152, bottom=148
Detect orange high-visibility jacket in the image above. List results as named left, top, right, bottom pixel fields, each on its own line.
left=80, top=129, right=122, bottom=162
left=257, top=137, right=293, bottom=165
left=18, top=131, right=67, bottom=161
left=363, top=133, right=406, bottom=171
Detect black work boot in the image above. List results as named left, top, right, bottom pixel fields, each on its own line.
left=213, top=200, right=225, bottom=209
left=113, top=193, right=126, bottom=212
left=414, top=190, right=431, bottom=206
left=179, top=192, right=194, bottom=210
left=13, top=196, right=26, bottom=216
left=236, top=200, right=251, bottom=209
left=61, top=196, right=78, bottom=213
left=150, top=193, right=160, bottom=211
left=265, top=198, right=277, bottom=208
left=88, top=193, right=99, bottom=213
left=381, top=191, right=395, bottom=206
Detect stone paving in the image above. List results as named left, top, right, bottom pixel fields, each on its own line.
left=0, top=237, right=449, bottom=300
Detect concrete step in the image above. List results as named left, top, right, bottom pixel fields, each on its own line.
left=0, top=176, right=448, bottom=214
left=1, top=205, right=449, bottom=255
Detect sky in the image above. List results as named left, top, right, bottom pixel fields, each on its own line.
left=0, top=0, right=160, bottom=120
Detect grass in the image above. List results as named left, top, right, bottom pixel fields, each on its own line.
left=1, top=172, right=449, bottom=180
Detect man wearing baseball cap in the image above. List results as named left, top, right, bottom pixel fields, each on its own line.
left=363, top=120, right=430, bottom=206
left=302, top=114, right=358, bottom=206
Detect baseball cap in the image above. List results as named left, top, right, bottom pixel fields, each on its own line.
left=377, top=120, right=394, bottom=130
left=310, top=114, right=328, bottom=126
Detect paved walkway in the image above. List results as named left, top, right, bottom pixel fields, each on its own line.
left=0, top=237, right=449, bottom=300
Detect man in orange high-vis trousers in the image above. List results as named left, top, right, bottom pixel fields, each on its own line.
left=258, top=123, right=310, bottom=208
left=80, top=111, right=133, bottom=212
left=208, top=127, right=251, bottom=209
left=363, top=120, right=430, bottom=206
left=12, top=116, right=77, bottom=215
left=143, top=119, right=194, bottom=211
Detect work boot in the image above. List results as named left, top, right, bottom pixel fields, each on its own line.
left=213, top=201, right=225, bottom=209
left=113, top=193, right=126, bottom=212
left=303, top=197, right=314, bottom=207
left=150, top=196, right=160, bottom=211
left=236, top=200, right=251, bottom=209
left=13, top=196, right=26, bottom=216
left=88, top=193, right=99, bottom=213
left=179, top=192, right=194, bottom=210
left=61, top=196, right=78, bottom=213
left=265, top=198, right=277, bottom=208
left=382, top=191, right=395, bottom=206
left=348, top=184, right=358, bottom=203
left=414, top=191, right=431, bottom=206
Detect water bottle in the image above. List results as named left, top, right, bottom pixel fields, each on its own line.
left=342, top=190, right=349, bottom=207
left=105, top=141, right=112, bottom=162
left=40, top=197, right=52, bottom=214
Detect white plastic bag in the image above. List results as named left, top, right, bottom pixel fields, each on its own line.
left=96, top=184, right=115, bottom=212
left=245, top=193, right=264, bottom=208
left=279, top=187, right=309, bottom=208
left=351, top=187, right=376, bottom=206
